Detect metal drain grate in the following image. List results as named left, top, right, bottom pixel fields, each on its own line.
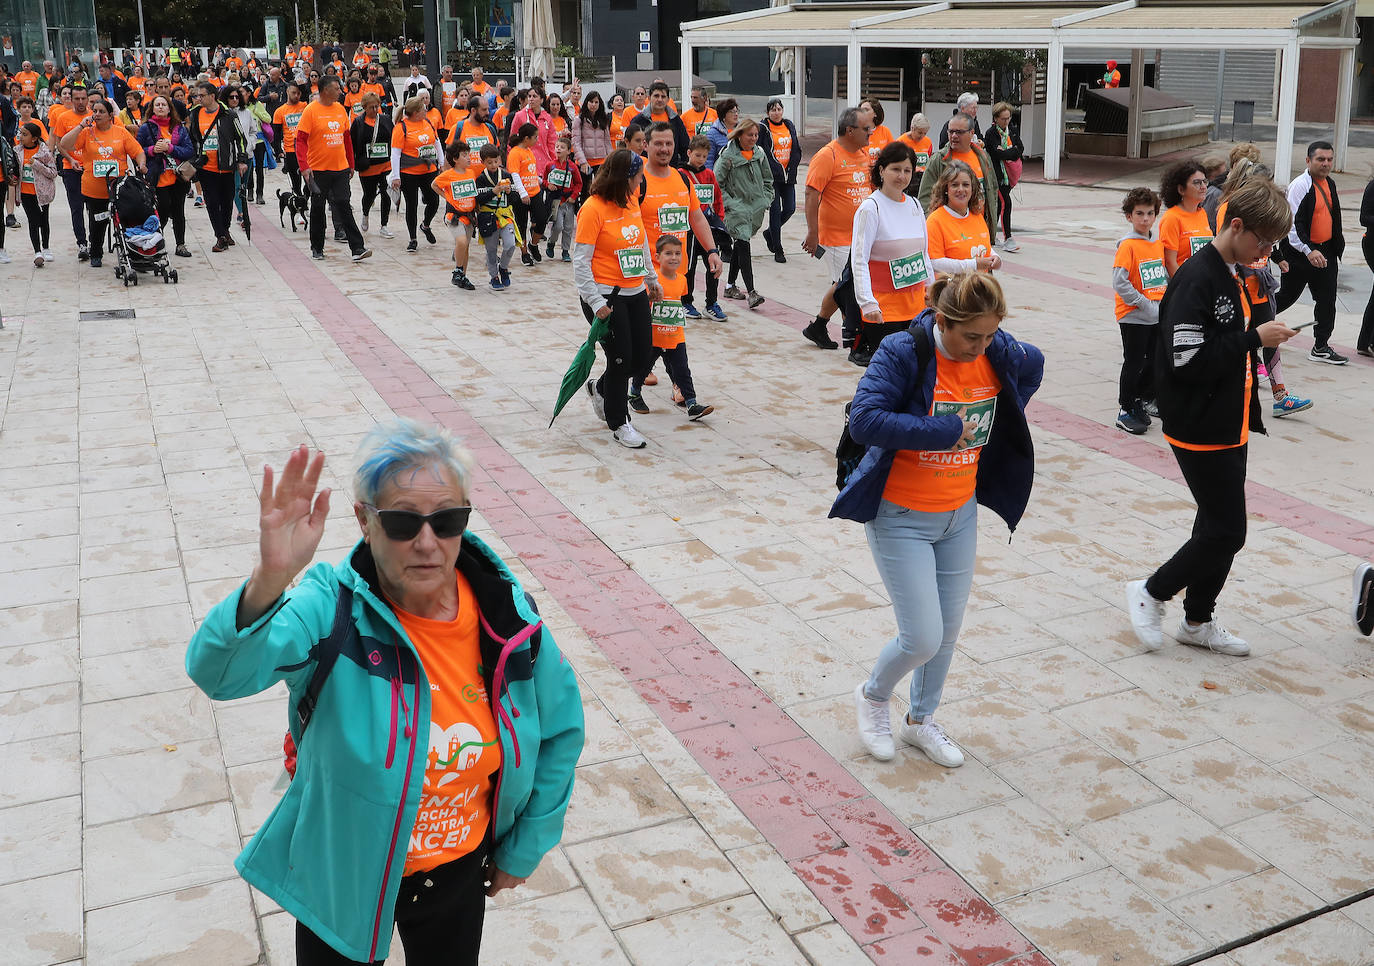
left=78, top=309, right=137, bottom=321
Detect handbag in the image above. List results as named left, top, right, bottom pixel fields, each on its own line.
left=1005, top=158, right=1023, bottom=188
left=176, top=160, right=199, bottom=182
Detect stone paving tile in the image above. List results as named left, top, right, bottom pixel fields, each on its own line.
left=83, top=738, right=230, bottom=827
left=80, top=687, right=218, bottom=760
left=891, top=868, right=1037, bottom=966
left=991, top=739, right=1168, bottom=827
left=726, top=841, right=833, bottom=934
left=83, top=801, right=241, bottom=909
left=1192, top=691, right=1351, bottom=765
left=1134, top=738, right=1312, bottom=827
left=484, top=887, right=631, bottom=965
left=1228, top=913, right=1374, bottom=966
left=84, top=878, right=261, bottom=966
left=1275, top=739, right=1374, bottom=826
left=0, top=871, right=84, bottom=966
left=1055, top=688, right=1215, bottom=763
left=792, top=922, right=875, bottom=966
left=1165, top=866, right=1323, bottom=946
left=561, top=756, right=689, bottom=844
left=0, top=681, right=80, bottom=745
left=1228, top=798, right=1374, bottom=903
left=789, top=846, right=923, bottom=945
left=616, top=894, right=809, bottom=965
left=0, top=796, right=82, bottom=887
left=0, top=638, right=80, bottom=692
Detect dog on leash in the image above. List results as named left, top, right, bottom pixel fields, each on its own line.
left=278, top=189, right=309, bottom=232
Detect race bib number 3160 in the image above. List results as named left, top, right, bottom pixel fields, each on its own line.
left=1138, top=258, right=1168, bottom=290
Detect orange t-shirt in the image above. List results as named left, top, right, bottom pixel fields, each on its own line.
left=393, top=117, right=440, bottom=175
left=452, top=120, right=495, bottom=156
left=609, top=110, right=624, bottom=144
left=1310, top=178, right=1334, bottom=245
left=19, top=144, right=41, bottom=196
left=128, top=75, right=146, bottom=92
left=344, top=90, right=366, bottom=117
left=551, top=115, right=568, bottom=136
left=493, top=105, right=509, bottom=132
left=444, top=106, right=469, bottom=133
left=226, top=57, right=243, bottom=71
left=196, top=107, right=224, bottom=174
left=52, top=109, right=90, bottom=168
left=639, top=167, right=693, bottom=266
left=273, top=102, right=306, bottom=152
left=14, top=117, right=48, bottom=149
left=947, top=147, right=983, bottom=180
left=76, top=124, right=141, bottom=197
left=1166, top=273, right=1253, bottom=452
left=899, top=133, right=933, bottom=170
left=867, top=123, right=893, bottom=163
left=1113, top=236, right=1168, bottom=320
left=680, top=107, right=716, bottom=138
left=575, top=195, right=650, bottom=287
left=926, top=205, right=993, bottom=262
left=16, top=70, right=39, bottom=96
left=767, top=121, right=792, bottom=169
left=434, top=166, right=478, bottom=213
left=620, top=104, right=645, bottom=129
left=393, top=572, right=500, bottom=877
left=651, top=272, right=688, bottom=349
left=507, top=144, right=541, bottom=196
left=1216, top=200, right=1272, bottom=302
left=805, top=139, right=871, bottom=247
left=1159, top=204, right=1212, bottom=269
left=884, top=351, right=1002, bottom=511
left=297, top=100, right=351, bottom=172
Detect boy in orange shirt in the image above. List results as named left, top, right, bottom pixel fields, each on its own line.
left=628, top=235, right=713, bottom=421
left=432, top=140, right=478, bottom=290
left=1111, top=187, right=1166, bottom=435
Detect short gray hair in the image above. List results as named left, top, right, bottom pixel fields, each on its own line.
left=352, top=418, right=472, bottom=504
left=837, top=107, right=864, bottom=136
left=956, top=92, right=979, bottom=110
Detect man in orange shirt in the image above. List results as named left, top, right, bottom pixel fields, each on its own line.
left=620, top=86, right=647, bottom=129
left=800, top=106, right=871, bottom=349
left=49, top=85, right=93, bottom=257
left=15, top=60, right=39, bottom=97
left=1276, top=141, right=1346, bottom=364
left=679, top=87, right=716, bottom=138
left=296, top=75, right=370, bottom=260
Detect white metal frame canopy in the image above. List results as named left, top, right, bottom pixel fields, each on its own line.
left=679, top=0, right=1357, bottom=181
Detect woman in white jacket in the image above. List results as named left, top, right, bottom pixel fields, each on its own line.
left=848, top=141, right=933, bottom=367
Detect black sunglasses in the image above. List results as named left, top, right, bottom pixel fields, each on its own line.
left=363, top=503, right=471, bottom=540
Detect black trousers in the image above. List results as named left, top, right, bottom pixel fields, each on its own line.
left=587, top=290, right=652, bottom=431
left=727, top=237, right=754, bottom=291
left=513, top=189, right=549, bottom=243
left=1360, top=235, right=1374, bottom=352
left=156, top=180, right=189, bottom=246
left=200, top=169, right=236, bottom=238
left=634, top=343, right=696, bottom=401
left=252, top=142, right=267, bottom=197
left=998, top=182, right=1013, bottom=240
left=858, top=318, right=909, bottom=356
left=284, top=152, right=303, bottom=195
left=61, top=168, right=87, bottom=246
left=1275, top=239, right=1339, bottom=348
left=682, top=235, right=719, bottom=307
left=83, top=196, right=110, bottom=257
left=360, top=173, right=391, bottom=225
left=400, top=170, right=438, bottom=241
left=295, top=846, right=487, bottom=966
left=1147, top=443, right=1248, bottom=624
left=309, top=169, right=365, bottom=254
left=1118, top=322, right=1156, bottom=411
left=20, top=194, right=50, bottom=251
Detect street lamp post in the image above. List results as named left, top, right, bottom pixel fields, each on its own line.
left=313, top=0, right=321, bottom=43
left=135, top=0, right=148, bottom=70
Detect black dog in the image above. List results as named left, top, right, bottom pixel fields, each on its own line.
left=278, top=189, right=309, bottom=232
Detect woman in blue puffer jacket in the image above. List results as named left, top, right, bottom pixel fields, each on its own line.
left=831, top=272, right=1043, bottom=769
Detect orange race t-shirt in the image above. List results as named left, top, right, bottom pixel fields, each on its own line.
left=899, top=133, right=933, bottom=170
left=575, top=195, right=650, bottom=287
left=452, top=119, right=495, bottom=156
left=296, top=100, right=351, bottom=172
left=392, top=572, right=500, bottom=877
left=1113, top=236, right=1168, bottom=320
left=343, top=90, right=366, bottom=118
left=651, top=272, right=688, bottom=349
left=51, top=109, right=90, bottom=168
left=884, top=352, right=1002, bottom=512
left=639, top=167, right=693, bottom=266
left=1310, top=178, right=1334, bottom=245
left=434, top=166, right=478, bottom=213
left=14, top=117, right=48, bottom=149
left=19, top=144, right=42, bottom=196
left=1158, top=204, right=1213, bottom=268
left=197, top=107, right=224, bottom=173
left=357, top=116, right=391, bottom=177
left=947, top=147, right=983, bottom=180
left=551, top=114, right=568, bottom=136
left=76, top=124, right=141, bottom=197
left=16, top=70, right=39, bottom=96
left=393, top=117, right=440, bottom=175
left=1165, top=272, right=1253, bottom=452
left=507, top=144, right=541, bottom=196
left=805, top=139, right=871, bottom=247
left=444, top=105, right=470, bottom=133
left=767, top=121, right=792, bottom=169
left=272, top=102, right=306, bottom=152
left=128, top=75, right=146, bottom=92
left=925, top=205, right=993, bottom=262
left=867, top=123, right=893, bottom=163
left=620, top=104, right=644, bottom=130
left=680, top=107, right=717, bottom=138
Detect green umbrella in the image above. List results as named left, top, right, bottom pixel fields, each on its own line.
left=549, top=316, right=610, bottom=427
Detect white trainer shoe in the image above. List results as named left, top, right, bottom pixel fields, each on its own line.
left=586, top=379, right=605, bottom=423
left=42, top=249, right=54, bottom=261
left=1126, top=579, right=1166, bottom=651
left=612, top=422, right=647, bottom=449
left=899, top=715, right=965, bottom=767
left=0, top=249, right=10, bottom=264
left=361, top=215, right=369, bottom=233
left=379, top=226, right=396, bottom=239
left=854, top=684, right=895, bottom=761
left=1175, top=619, right=1249, bottom=656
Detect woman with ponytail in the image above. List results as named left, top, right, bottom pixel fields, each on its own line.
left=831, top=271, right=1043, bottom=767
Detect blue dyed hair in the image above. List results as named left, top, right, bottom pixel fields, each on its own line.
left=352, top=418, right=472, bottom=504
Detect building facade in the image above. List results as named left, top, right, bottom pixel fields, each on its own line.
left=0, top=0, right=98, bottom=68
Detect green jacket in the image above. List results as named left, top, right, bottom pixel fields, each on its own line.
left=713, top=139, right=774, bottom=241
left=916, top=144, right=1000, bottom=242
left=185, top=535, right=584, bottom=962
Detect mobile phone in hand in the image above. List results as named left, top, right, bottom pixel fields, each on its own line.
left=813, top=245, right=826, bottom=259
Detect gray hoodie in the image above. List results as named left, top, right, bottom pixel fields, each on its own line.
left=1112, top=229, right=1162, bottom=326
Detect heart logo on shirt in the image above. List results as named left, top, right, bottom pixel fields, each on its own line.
left=425, top=721, right=494, bottom=786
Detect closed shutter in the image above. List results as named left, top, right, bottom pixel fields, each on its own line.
left=1064, top=48, right=1157, bottom=66
left=1157, top=50, right=1276, bottom=118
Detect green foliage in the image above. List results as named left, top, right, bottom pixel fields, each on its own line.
left=94, top=0, right=402, bottom=46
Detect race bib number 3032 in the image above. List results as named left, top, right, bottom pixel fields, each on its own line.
left=888, top=251, right=932, bottom=290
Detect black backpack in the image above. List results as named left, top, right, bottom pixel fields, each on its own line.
left=835, top=323, right=933, bottom=490
left=282, top=586, right=354, bottom=777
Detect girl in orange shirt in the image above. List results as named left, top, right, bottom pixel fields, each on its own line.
left=14, top=122, right=57, bottom=266
left=1158, top=160, right=1212, bottom=276
left=861, top=97, right=894, bottom=164
left=547, top=92, right=571, bottom=137
left=925, top=161, right=1001, bottom=274
left=390, top=96, right=441, bottom=252
left=506, top=123, right=547, bottom=263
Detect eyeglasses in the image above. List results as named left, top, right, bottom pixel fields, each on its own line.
left=949, top=128, right=971, bottom=136
left=1187, top=178, right=1208, bottom=187
left=363, top=503, right=472, bottom=541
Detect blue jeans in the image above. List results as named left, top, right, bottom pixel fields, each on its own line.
left=862, top=497, right=978, bottom=718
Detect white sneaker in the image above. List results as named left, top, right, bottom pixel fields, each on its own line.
left=899, top=715, right=965, bottom=767
left=379, top=226, right=395, bottom=239
left=0, top=249, right=10, bottom=264
left=1000, top=237, right=1020, bottom=253
left=586, top=379, right=605, bottom=422
left=853, top=684, right=895, bottom=761
left=1175, top=619, right=1250, bottom=656
left=361, top=215, right=369, bottom=233
left=612, top=422, right=647, bottom=449
left=42, top=249, right=54, bottom=262
left=1126, top=579, right=1166, bottom=651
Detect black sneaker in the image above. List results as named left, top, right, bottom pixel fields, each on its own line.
left=1358, top=347, right=1374, bottom=358
left=521, top=252, right=534, bottom=267
left=1309, top=345, right=1349, bottom=365
left=1131, top=405, right=1152, bottom=427
left=774, top=250, right=787, bottom=264
left=334, top=230, right=348, bottom=242
left=530, top=245, right=542, bottom=263
left=452, top=269, right=475, bottom=290
left=311, top=248, right=325, bottom=260
left=687, top=403, right=713, bottom=421
left=78, top=245, right=90, bottom=262
left=628, top=393, right=649, bottom=414
left=4, top=214, right=18, bottom=228
left=848, top=347, right=874, bottom=367
left=421, top=223, right=436, bottom=245
left=1355, top=562, right=1374, bottom=636
left=500, top=268, right=511, bottom=287
left=804, top=320, right=839, bottom=350
left=762, top=227, right=777, bottom=253
left=1116, top=409, right=1149, bottom=435
left=89, top=254, right=103, bottom=268
left=545, top=242, right=555, bottom=258
left=406, top=239, right=418, bottom=253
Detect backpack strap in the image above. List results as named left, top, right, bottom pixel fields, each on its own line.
left=295, top=584, right=355, bottom=734
left=908, top=319, right=934, bottom=388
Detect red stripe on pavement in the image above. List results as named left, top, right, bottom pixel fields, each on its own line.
left=252, top=217, right=1037, bottom=964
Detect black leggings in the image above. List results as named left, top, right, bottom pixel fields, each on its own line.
left=1360, top=235, right=1374, bottom=352
left=584, top=289, right=652, bottom=431
left=998, top=182, right=1013, bottom=240
left=682, top=235, right=718, bottom=307
left=295, top=846, right=487, bottom=966
left=156, top=180, right=189, bottom=246
left=400, top=170, right=438, bottom=241
left=200, top=170, right=236, bottom=238
left=727, top=237, right=754, bottom=291
left=253, top=142, right=267, bottom=197
left=1146, top=443, right=1248, bottom=624
left=20, top=193, right=50, bottom=252
left=83, top=195, right=110, bottom=257
left=513, top=189, right=549, bottom=244
left=360, top=173, right=390, bottom=225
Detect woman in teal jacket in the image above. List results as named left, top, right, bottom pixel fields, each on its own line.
left=713, top=117, right=774, bottom=309
left=185, top=420, right=584, bottom=965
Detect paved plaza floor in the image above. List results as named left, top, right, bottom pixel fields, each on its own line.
left=2, top=156, right=1373, bottom=966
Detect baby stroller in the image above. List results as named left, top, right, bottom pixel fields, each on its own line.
left=107, top=171, right=178, bottom=286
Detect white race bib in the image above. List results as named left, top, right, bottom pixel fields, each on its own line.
left=548, top=167, right=571, bottom=189
left=449, top=179, right=477, bottom=202
left=21, top=162, right=34, bottom=184
left=693, top=182, right=714, bottom=207
left=203, top=131, right=219, bottom=153
left=418, top=143, right=438, bottom=163
left=465, top=135, right=489, bottom=152
left=651, top=299, right=686, bottom=326
left=1189, top=235, right=1213, bottom=256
